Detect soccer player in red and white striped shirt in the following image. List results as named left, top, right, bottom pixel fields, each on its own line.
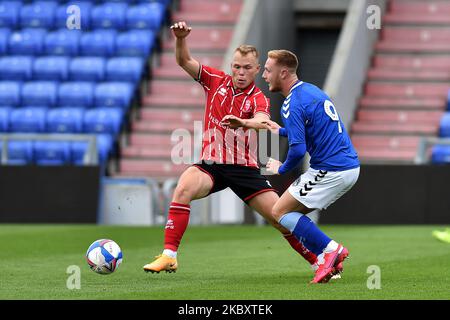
left=143, top=21, right=318, bottom=273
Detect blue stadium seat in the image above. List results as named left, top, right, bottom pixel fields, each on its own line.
left=35, top=0, right=63, bottom=3
left=33, top=56, right=69, bottom=81
left=116, top=30, right=154, bottom=57
left=0, top=81, right=21, bottom=106
left=69, top=57, right=105, bottom=82
left=80, top=30, right=116, bottom=56
left=126, top=3, right=164, bottom=31
left=106, top=57, right=144, bottom=83
left=137, top=0, right=171, bottom=9
left=0, top=1, right=21, bottom=29
left=91, top=2, right=128, bottom=30
left=21, top=27, right=48, bottom=42
left=6, top=141, right=34, bottom=165
left=95, top=82, right=134, bottom=109
left=20, top=2, right=57, bottom=29
left=47, top=107, right=84, bottom=133
left=84, top=107, right=123, bottom=135
left=58, top=82, right=94, bottom=108
left=21, top=81, right=58, bottom=107
left=71, top=134, right=113, bottom=165
left=0, top=107, right=11, bottom=132
left=9, top=29, right=45, bottom=55
left=431, top=145, right=450, bottom=164
left=34, top=140, right=71, bottom=165
left=45, top=29, right=81, bottom=56
left=29, top=1, right=60, bottom=5
left=10, top=107, right=47, bottom=133
left=439, top=113, right=450, bottom=137
left=0, top=56, right=33, bottom=81
left=55, top=1, right=92, bottom=30
left=0, top=28, right=10, bottom=55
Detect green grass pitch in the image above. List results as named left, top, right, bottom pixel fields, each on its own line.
left=1, top=224, right=449, bottom=300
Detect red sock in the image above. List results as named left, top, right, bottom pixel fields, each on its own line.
left=283, top=233, right=317, bottom=265
left=164, top=202, right=190, bottom=251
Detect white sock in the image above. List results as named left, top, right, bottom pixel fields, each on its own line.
left=163, top=249, right=177, bottom=258
left=323, top=240, right=339, bottom=253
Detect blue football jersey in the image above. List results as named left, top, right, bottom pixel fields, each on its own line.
left=281, top=81, right=359, bottom=171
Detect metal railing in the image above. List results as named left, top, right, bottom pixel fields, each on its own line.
left=0, top=133, right=99, bottom=165
left=415, top=136, right=450, bottom=164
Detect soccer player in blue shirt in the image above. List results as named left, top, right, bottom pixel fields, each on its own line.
left=261, top=50, right=360, bottom=283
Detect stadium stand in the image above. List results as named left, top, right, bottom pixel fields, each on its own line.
left=0, top=56, right=33, bottom=80
left=9, top=106, right=47, bottom=132
left=34, top=140, right=72, bottom=165
left=118, top=0, right=242, bottom=179
left=0, top=81, right=21, bottom=105
left=47, top=107, right=84, bottom=133
left=4, top=140, right=34, bottom=165
left=352, top=0, right=450, bottom=164
left=4, top=0, right=448, bottom=171
left=0, top=0, right=168, bottom=171
left=34, top=55, right=70, bottom=80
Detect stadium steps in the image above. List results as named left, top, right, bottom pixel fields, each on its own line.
left=121, top=133, right=194, bottom=160
left=352, top=122, right=439, bottom=135
left=383, top=0, right=450, bottom=25
left=364, top=82, right=450, bottom=97
left=139, top=108, right=203, bottom=122
left=367, top=69, right=450, bottom=82
left=142, top=80, right=206, bottom=107
left=131, top=108, right=203, bottom=132
left=372, top=55, right=450, bottom=69
left=152, top=52, right=223, bottom=80
left=117, top=0, right=243, bottom=178
left=162, top=26, right=234, bottom=52
left=356, top=110, right=444, bottom=123
left=352, top=0, right=450, bottom=163
left=172, top=0, right=242, bottom=25
left=359, top=96, right=445, bottom=110
left=119, top=159, right=189, bottom=177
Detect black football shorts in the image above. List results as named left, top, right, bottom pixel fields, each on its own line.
left=192, top=161, right=277, bottom=203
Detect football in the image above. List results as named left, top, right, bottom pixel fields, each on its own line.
left=86, top=239, right=123, bottom=275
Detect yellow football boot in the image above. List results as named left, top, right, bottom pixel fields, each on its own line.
left=432, top=229, right=450, bottom=244
left=143, top=254, right=178, bottom=273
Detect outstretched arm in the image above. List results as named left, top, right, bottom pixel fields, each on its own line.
left=220, top=113, right=271, bottom=131
left=266, top=143, right=306, bottom=175
left=261, top=119, right=287, bottom=136
left=171, top=21, right=200, bottom=79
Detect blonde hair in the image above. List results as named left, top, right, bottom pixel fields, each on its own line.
left=235, top=45, right=259, bottom=59
left=268, top=49, right=298, bottom=73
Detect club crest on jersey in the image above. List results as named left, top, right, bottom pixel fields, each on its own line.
left=243, top=100, right=252, bottom=113
left=219, top=87, right=227, bottom=96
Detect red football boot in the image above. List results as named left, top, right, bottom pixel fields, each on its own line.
left=310, top=245, right=344, bottom=284
left=334, top=246, right=349, bottom=274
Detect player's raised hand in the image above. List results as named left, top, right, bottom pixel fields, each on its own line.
left=221, top=115, right=246, bottom=129
left=170, top=21, right=192, bottom=39
left=261, top=120, right=281, bottom=134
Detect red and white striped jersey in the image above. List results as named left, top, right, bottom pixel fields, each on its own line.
left=196, top=65, right=271, bottom=168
